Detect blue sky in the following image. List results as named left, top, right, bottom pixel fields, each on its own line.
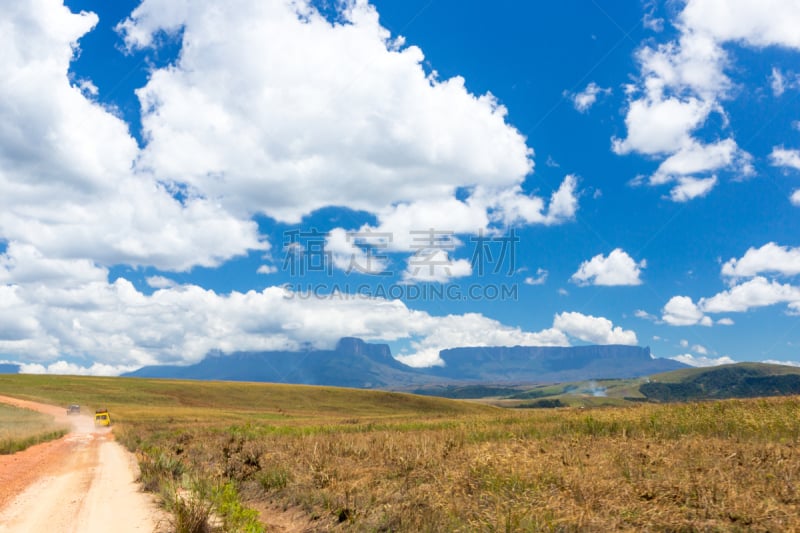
left=1, top=0, right=799, bottom=374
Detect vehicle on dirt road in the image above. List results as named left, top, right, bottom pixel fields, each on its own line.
left=66, top=404, right=80, bottom=415
left=94, top=408, right=111, bottom=427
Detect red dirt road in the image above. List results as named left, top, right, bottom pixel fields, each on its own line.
left=0, top=395, right=167, bottom=532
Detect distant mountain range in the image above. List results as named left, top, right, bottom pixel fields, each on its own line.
left=123, top=337, right=688, bottom=388
left=0, top=363, right=20, bottom=374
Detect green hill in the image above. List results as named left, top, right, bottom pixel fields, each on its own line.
left=640, top=363, right=800, bottom=402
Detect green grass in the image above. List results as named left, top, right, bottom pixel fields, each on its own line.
left=648, top=361, right=800, bottom=383
left=0, top=403, right=68, bottom=454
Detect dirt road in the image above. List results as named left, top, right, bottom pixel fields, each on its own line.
left=0, top=395, right=167, bottom=533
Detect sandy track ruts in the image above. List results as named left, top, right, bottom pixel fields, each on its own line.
left=0, top=395, right=167, bottom=533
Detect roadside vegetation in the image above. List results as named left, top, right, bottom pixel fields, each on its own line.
left=2, top=374, right=800, bottom=530
left=0, top=403, right=67, bottom=454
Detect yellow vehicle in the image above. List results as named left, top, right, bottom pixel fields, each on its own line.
left=94, top=408, right=111, bottom=427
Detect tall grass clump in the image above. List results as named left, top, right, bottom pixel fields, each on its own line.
left=0, top=403, right=68, bottom=454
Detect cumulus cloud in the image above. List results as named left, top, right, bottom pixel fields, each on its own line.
left=0, top=239, right=579, bottom=373
left=570, top=249, right=645, bottom=286
left=662, top=295, right=712, bottom=326
left=552, top=311, right=638, bottom=345
left=669, top=175, right=718, bottom=202
left=613, top=0, right=800, bottom=200
left=670, top=353, right=735, bottom=367
left=18, top=361, right=139, bottom=376
left=146, top=276, right=177, bottom=289
left=651, top=140, right=741, bottom=185
left=321, top=174, right=579, bottom=269
left=721, top=242, right=800, bottom=278
left=680, top=0, right=800, bottom=49
left=663, top=243, right=800, bottom=324
left=699, top=276, right=800, bottom=313
left=0, top=0, right=265, bottom=271
left=792, top=189, right=800, bottom=206
left=118, top=0, right=538, bottom=225
left=326, top=228, right=390, bottom=275
left=613, top=97, right=713, bottom=156
left=401, top=251, right=472, bottom=283
left=568, top=82, right=611, bottom=113
left=770, top=147, right=800, bottom=170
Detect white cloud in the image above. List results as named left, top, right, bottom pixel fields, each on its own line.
left=0, top=0, right=266, bottom=272
left=613, top=97, right=712, bottom=156
left=325, top=174, right=579, bottom=258
left=552, top=311, right=638, bottom=345
left=771, top=67, right=786, bottom=96
left=669, top=175, right=718, bottom=202
left=119, top=0, right=537, bottom=225
left=0, top=242, right=106, bottom=287
left=257, top=264, right=278, bottom=275
left=721, top=242, right=800, bottom=278
left=692, top=344, right=708, bottom=355
left=699, top=276, right=800, bottom=313
left=770, top=147, right=800, bottom=170
left=768, top=68, right=800, bottom=96
left=670, top=353, right=735, bottom=367
left=402, top=250, right=472, bottom=283
left=663, top=254, right=800, bottom=324
left=680, top=0, right=800, bottom=49
left=569, top=82, right=610, bottom=113
left=326, top=228, right=390, bottom=275
left=635, top=309, right=657, bottom=321
left=792, top=189, right=800, bottom=206
left=763, top=359, right=800, bottom=367
left=662, top=295, right=712, bottom=326
left=0, top=259, right=579, bottom=372
left=651, top=140, right=741, bottom=185
left=524, top=268, right=548, bottom=286
left=146, top=276, right=177, bottom=289
left=612, top=0, right=800, bottom=200
left=570, top=248, right=645, bottom=286
left=18, top=361, right=139, bottom=377
left=769, top=67, right=800, bottom=96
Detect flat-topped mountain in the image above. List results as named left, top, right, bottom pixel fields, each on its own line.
left=429, top=344, right=685, bottom=382
left=124, top=338, right=687, bottom=388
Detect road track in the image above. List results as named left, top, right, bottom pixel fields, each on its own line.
left=0, top=395, right=166, bottom=533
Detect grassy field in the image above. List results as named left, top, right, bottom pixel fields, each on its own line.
left=0, top=403, right=68, bottom=454
left=2, top=374, right=800, bottom=531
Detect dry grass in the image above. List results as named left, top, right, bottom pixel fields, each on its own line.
left=119, top=397, right=800, bottom=531
left=0, top=403, right=67, bottom=454
left=3, top=375, right=800, bottom=530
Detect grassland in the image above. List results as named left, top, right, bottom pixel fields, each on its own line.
left=2, top=374, right=800, bottom=531
left=0, top=402, right=68, bottom=454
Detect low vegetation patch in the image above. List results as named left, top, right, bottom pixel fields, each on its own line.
left=0, top=403, right=67, bottom=454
